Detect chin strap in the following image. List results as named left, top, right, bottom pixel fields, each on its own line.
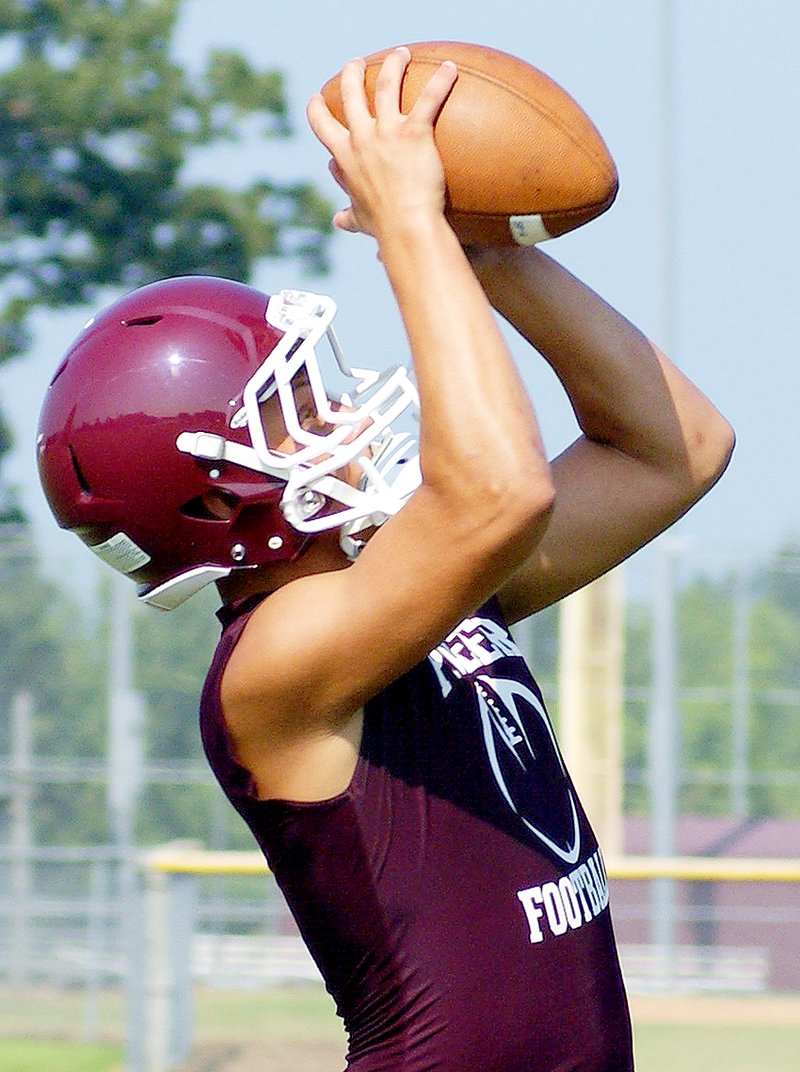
left=138, top=564, right=233, bottom=610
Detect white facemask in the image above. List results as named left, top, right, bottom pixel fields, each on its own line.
left=176, top=289, right=421, bottom=558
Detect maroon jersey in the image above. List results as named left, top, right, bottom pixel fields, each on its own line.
left=200, top=595, right=633, bottom=1071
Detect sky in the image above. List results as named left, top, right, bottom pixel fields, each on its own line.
left=2, top=0, right=798, bottom=598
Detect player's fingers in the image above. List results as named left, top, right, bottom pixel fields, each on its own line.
left=338, top=57, right=372, bottom=131
left=373, top=46, right=411, bottom=119
left=306, top=92, right=347, bottom=155
left=332, top=206, right=363, bottom=234
left=409, top=60, right=458, bottom=126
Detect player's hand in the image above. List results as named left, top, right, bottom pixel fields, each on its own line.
left=307, top=47, right=457, bottom=239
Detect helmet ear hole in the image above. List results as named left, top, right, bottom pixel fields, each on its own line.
left=180, top=490, right=239, bottom=521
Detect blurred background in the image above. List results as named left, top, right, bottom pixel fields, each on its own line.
left=0, top=2, right=798, bottom=1071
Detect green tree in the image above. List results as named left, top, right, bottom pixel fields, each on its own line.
left=0, top=529, right=108, bottom=843
left=623, top=553, right=800, bottom=820
left=758, top=540, right=800, bottom=627
left=748, top=559, right=800, bottom=817
left=622, top=599, right=650, bottom=813
left=131, top=586, right=237, bottom=845
left=0, top=0, right=334, bottom=845
left=0, top=0, right=332, bottom=360
left=0, top=412, right=24, bottom=523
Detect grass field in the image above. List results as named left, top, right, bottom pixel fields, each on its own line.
left=630, top=994, right=800, bottom=1072
left=633, top=1021, right=800, bottom=1072
left=1, top=987, right=798, bottom=1071
left=0, top=1038, right=122, bottom=1072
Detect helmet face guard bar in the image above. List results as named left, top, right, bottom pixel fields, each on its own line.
left=176, top=289, right=421, bottom=557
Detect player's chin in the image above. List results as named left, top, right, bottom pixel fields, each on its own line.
left=356, top=523, right=379, bottom=544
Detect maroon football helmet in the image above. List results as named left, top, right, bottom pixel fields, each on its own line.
left=37, top=276, right=420, bottom=609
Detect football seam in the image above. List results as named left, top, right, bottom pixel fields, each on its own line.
left=368, top=56, right=616, bottom=179
left=448, top=193, right=616, bottom=221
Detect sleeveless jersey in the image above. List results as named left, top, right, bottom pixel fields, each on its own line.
left=200, top=595, right=633, bottom=1072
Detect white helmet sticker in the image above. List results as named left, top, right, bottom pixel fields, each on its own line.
left=89, top=532, right=151, bottom=574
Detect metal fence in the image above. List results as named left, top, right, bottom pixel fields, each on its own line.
left=4, top=846, right=798, bottom=1072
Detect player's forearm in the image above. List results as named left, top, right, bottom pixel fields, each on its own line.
left=469, top=245, right=734, bottom=490
left=378, top=214, right=551, bottom=500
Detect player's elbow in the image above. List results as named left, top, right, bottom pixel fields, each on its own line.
left=660, top=411, right=735, bottom=520
left=518, top=470, right=557, bottom=527
left=479, top=461, right=557, bottom=550
left=687, top=411, right=736, bottom=496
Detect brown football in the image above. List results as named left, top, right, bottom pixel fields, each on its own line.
left=320, top=41, right=618, bottom=246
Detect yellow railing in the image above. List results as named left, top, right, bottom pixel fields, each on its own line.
left=144, top=845, right=800, bottom=883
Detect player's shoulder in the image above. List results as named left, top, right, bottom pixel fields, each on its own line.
left=216, top=571, right=367, bottom=802
left=218, top=560, right=358, bottom=731
left=220, top=574, right=316, bottom=706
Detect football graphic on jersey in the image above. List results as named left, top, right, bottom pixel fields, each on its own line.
left=475, top=675, right=580, bottom=864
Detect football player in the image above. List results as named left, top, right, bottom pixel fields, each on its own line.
left=38, top=48, right=733, bottom=1071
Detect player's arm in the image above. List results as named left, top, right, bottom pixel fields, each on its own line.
left=467, top=244, right=735, bottom=622
left=220, top=51, right=555, bottom=798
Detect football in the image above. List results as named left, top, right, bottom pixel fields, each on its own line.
left=320, top=41, right=618, bottom=246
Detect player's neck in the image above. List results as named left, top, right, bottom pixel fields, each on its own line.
left=216, top=531, right=350, bottom=605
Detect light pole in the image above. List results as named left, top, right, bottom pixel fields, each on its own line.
left=107, top=572, right=146, bottom=1071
